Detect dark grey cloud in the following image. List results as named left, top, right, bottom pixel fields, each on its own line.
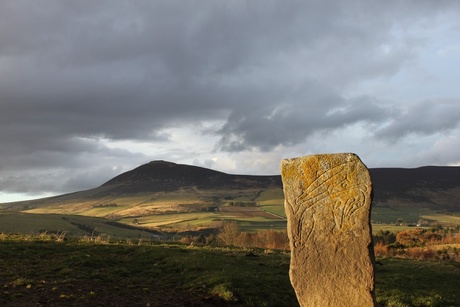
left=375, top=99, right=460, bottom=140
left=217, top=84, right=394, bottom=151
left=1, top=0, right=460, bottom=198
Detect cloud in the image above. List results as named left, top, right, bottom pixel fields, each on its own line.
left=375, top=99, right=460, bottom=140
left=437, top=44, right=460, bottom=56
left=1, top=1, right=460, bottom=198
left=217, top=86, right=395, bottom=151
left=415, top=136, right=460, bottom=166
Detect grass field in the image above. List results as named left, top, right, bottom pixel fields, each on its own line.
left=0, top=237, right=297, bottom=306
left=375, top=258, right=460, bottom=306
left=0, top=236, right=459, bottom=306
left=0, top=212, right=157, bottom=240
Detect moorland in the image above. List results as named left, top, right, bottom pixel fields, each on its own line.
left=1, top=233, right=460, bottom=306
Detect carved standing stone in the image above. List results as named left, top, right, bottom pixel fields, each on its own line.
left=281, top=153, right=375, bottom=307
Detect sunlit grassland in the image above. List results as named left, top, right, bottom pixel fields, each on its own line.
left=371, top=224, right=427, bottom=234
left=422, top=213, right=460, bottom=225
left=79, top=206, right=126, bottom=217
left=119, top=210, right=287, bottom=232
left=24, top=193, right=205, bottom=218
left=121, top=212, right=218, bottom=228
left=25, top=201, right=99, bottom=215
left=45, top=188, right=288, bottom=232
left=372, top=205, right=460, bottom=227
left=371, top=206, right=426, bottom=224
left=254, top=188, right=286, bottom=217
left=258, top=204, right=286, bottom=217
left=255, top=188, right=284, bottom=202
left=237, top=220, right=288, bottom=232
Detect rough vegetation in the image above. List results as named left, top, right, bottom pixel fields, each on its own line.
left=1, top=233, right=459, bottom=306
left=374, top=225, right=460, bottom=261
left=0, top=233, right=296, bottom=307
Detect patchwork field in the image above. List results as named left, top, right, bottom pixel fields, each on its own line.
left=1, top=184, right=459, bottom=238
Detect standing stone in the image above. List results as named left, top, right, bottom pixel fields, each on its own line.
left=281, top=153, right=375, bottom=307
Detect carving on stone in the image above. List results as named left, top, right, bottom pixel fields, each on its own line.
left=282, top=153, right=375, bottom=306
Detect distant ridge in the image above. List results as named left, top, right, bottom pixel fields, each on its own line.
left=1, top=161, right=459, bottom=213
left=369, top=166, right=460, bottom=212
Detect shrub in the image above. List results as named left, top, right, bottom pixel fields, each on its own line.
left=218, top=221, right=241, bottom=246
left=217, top=222, right=289, bottom=250
left=396, top=229, right=425, bottom=247
left=373, top=242, right=388, bottom=257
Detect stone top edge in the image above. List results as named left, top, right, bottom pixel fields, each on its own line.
left=281, top=152, right=359, bottom=163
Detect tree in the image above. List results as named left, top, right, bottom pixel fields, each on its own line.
left=218, top=221, right=241, bottom=246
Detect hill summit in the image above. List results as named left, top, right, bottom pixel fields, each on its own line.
left=101, top=160, right=281, bottom=194
left=104, top=160, right=225, bottom=185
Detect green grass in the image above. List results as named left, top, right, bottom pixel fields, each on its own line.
left=237, top=220, right=288, bottom=232
left=371, top=224, right=428, bottom=234
left=0, top=212, right=155, bottom=239
left=79, top=205, right=131, bottom=217
left=371, top=206, right=426, bottom=224
left=0, top=238, right=297, bottom=306
left=122, top=212, right=219, bottom=229
left=421, top=213, right=460, bottom=226
left=258, top=204, right=286, bottom=217
left=0, top=236, right=459, bottom=306
left=375, top=258, right=460, bottom=306
left=254, top=188, right=284, bottom=203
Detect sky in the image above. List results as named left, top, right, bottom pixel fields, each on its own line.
left=1, top=1, right=460, bottom=202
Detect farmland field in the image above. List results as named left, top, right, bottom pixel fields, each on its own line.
left=1, top=182, right=459, bottom=239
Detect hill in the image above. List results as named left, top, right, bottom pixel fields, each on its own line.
left=0, top=161, right=459, bottom=233
left=370, top=166, right=460, bottom=212
left=102, top=160, right=281, bottom=193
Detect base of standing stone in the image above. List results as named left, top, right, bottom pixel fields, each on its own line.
left=281, top=153, right=375, bottom=307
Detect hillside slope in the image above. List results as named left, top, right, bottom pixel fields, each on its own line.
left=1, top=161, right=459, bottom=215
left=370, top=166, right=460, bottom=212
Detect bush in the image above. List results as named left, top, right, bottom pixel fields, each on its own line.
left=374, top=230, right=396, bottom=245
left=396, top=229, right=425, bottom=247
left=217, top=221, right=289, bottom=250
left=218, top=222, right=241, bottom=246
